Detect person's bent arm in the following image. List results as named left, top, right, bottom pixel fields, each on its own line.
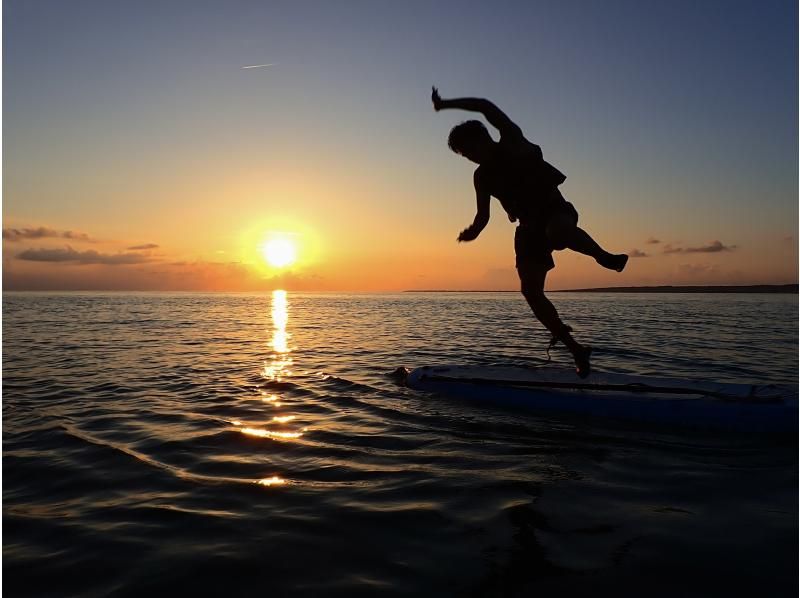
left=458, top=173, right=491, bottom=242
left=432, top=87, right=522, bottom=138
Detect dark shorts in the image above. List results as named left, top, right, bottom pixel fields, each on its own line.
left=514, top=197, right=579, bottom=272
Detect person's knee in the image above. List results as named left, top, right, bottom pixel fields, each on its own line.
left=520, top=282, right=546, bottom=307
left=518, top=265, right=547, bottom=302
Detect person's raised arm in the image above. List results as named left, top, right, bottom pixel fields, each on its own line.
left=457, top=171, right=491, bottom=242
left=432, top=86, right=522, bottom=138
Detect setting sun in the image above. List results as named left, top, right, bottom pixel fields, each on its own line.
left=261, top=238, right=297, bottom=268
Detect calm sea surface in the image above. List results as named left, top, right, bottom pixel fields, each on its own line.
left=3, top=292, right=798, bottom=597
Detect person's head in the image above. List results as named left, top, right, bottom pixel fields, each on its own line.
left=447, top=120, right=494, bottom=164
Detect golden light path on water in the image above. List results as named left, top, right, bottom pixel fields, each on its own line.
left=241, top=427, right=303, bottom=440
left=256, top=476, right=288, bottom=487
left=229, top=289, right=305, bottom=488
left=265, top=289, right=292, bottom=379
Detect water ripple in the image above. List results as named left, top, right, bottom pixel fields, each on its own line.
left=3, top=291, right=797, bottom=597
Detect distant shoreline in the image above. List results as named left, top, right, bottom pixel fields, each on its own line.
left=406, top=284, right=799, bottom=294
left=3, top=285, right=797, bottom=294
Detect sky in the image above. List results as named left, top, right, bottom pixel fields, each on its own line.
left=3, top=0, right=797, bottom=291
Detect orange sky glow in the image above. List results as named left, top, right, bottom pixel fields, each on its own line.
left=3, top=2, right=797, bottom=291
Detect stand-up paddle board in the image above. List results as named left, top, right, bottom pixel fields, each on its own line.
left=404, top=365, right=797, bottom=433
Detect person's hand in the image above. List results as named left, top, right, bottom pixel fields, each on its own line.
left=457, top=226, right=478, bottom=242
left=431, top=86, right=443, bottom=111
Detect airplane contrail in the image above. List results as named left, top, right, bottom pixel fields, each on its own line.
left=241, top=63, right=275, bottom=69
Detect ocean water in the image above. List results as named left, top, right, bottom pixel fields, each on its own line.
left=3, top=291, right=798, bottom=597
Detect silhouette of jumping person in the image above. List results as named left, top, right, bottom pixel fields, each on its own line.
left=432, top=87, right=628, bottom=378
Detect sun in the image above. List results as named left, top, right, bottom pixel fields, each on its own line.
left=260, top=237, right=297, bottom=268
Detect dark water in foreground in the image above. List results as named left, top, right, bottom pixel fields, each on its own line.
left=3, top=292, right=798, bottom=597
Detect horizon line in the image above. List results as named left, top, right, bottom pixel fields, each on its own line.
left=3, top=283, right=798, bottom=294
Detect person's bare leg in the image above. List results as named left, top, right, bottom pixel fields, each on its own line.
left=548, top=214, right=628, bottom=272
left=518, top=264, right=591, bottom=377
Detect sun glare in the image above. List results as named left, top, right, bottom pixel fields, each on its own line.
left=261, top=237, right=297, bottom=268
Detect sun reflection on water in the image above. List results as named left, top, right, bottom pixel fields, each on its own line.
left=237, top=290, right=308, bottom=487
left=227, top=290, right=318, bottom=485
left=241, top=427, right=303, bottom=440
left=256, top=476, right=287, bottom=487
left=262, top=290, right=293, bottom=381
left=260, top=392, right=282, bottom=406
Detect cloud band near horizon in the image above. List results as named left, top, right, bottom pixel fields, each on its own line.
left=3, top=227, right=94, bottom=242
left=663, top=241, right=737, bottom=254
left=16, top=247, right=154, bottom=265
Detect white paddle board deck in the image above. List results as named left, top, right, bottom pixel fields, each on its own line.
left=405, top=365, right=797, bottom=433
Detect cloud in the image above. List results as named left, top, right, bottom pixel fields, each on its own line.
left=685, top=240, right=737, bottom=253
left=663, top=240, right=737, bottom=254
left=645, top=237, right=660, bottom=244
left=3, top=227, right=94, bottom=242
left=629, top=249, right=648, bottom=257
left=3, top=256, right=329, bottom=291
left=127, top=243, right=160, bottom=250
left=16, top=247, right=154, bottom=265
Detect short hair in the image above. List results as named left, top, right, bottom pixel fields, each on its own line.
left=447, top=120, right=491, bottom=154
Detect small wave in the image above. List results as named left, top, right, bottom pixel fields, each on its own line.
left=317, top=373, right=379, bottom=393
left=61, top=425, right=274, bottom=488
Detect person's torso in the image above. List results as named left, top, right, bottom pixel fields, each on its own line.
left=476, top=134, right=567, bottom=224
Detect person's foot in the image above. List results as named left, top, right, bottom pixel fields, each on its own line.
left=598, top=253, right=628, bottom=272
left=572, top=345, right=592, bottom=379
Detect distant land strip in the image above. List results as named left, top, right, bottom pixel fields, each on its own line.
left=555, top=284, right=798, bottom=293
left=406, top=285, right=798, bottom=293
